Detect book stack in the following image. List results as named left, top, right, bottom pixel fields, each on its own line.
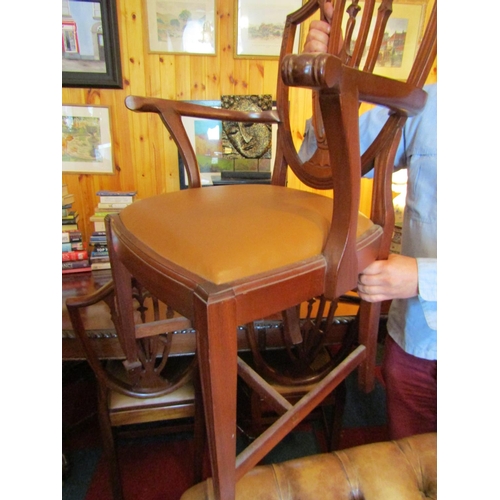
left=88, top=190, right=137, bottom=271
left=62, top=184, right=91, bottom=274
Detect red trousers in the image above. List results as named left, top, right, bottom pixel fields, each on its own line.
left=382, top=335, right=437, bottom=440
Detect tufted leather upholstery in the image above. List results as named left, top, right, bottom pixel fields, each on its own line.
left=180, top=433, right=437, bottom=500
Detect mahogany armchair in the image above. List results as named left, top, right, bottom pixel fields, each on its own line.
left=108, top=1, right=437, bottom=498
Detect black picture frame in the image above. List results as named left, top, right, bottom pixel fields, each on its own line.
left=62, top=0, right=123, bottom=89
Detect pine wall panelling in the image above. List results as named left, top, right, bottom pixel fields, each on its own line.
left=62, top=0, right=436, bottom=244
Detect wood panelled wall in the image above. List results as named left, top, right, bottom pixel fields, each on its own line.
left=62, top=0, right=436, bottom=244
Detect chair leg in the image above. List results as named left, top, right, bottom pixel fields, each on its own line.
left=97, top=389, right=124, bottom=500
left=194, top=294, right=238, bottom=500
left=326, top=380, right=346, bottom=451
left=358, top=300, right=381, bottom=393
left=192, top=366, right=206, bottom=484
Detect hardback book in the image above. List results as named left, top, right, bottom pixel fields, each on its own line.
left=62, top=259, right=91, bottom=271
left=62, top=230, right=82, bottom=243
left=91, top=245, right=108, bottom=253
left=90, top=231, right=107, bottom=242
left=96, top=190, right=137, bottom=196
left=91, top=261, right=112, bottom=271
left=62, top=210, right=79, bottom=220
left=90, top=237, right=107, bottom=246
left=62, top=193, right=75, bottom=206
left=91, top=251, right=109, bottom=259
left=90, top=253, right=110, bottom=263
left=62, top=214, right=80, bottom=226
left=62, top=266, right=92, bottom=274
left=97, top=202, right=131, bottom=209
left=62, top=184, right=68, bottom=196
left=62, top=250, right=89, bottom=262
left=62, top=241, right=85, bottom=252
left=93, top=221, right=106, bottom=232
left=62, top=223, right=79, bottom=232
left=99, top=195, right=135, bottom=204
left=92, top=209, right=121, bottom=217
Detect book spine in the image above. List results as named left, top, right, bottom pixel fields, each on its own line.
left=93, top=221, right=106, bottom=232
left=91, top=262, right=112, bottom=270
left=91, top=246, right=108, bottom=253
left=97, top=202, right=131, bottom=209
left=62, top=231, right=82, bottom=242
left=90, top=255, right=110, bottom=263
left=62, top=242, right=85, bottom=252
left=62, top=250, right=89, bottom=262
left=62, top=259, right=90, bottom=270
left=96, top=190, right=137, bottom=196
left=99, top=196, right=134, bottom=204
left=62, top=266, right=92, bottom=274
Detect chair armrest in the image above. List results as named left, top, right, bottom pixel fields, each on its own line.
left=281, top=53, right=427, bottom=117
left=125, top=96, right=280, bottom=188
left=65, top=279, right=115, bottom=309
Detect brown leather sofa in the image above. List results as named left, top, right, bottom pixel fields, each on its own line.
left=180, top=433, right=437, bottom=499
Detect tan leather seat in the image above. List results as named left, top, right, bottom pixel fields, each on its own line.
left=120, top=185, right=377, bottom=285
left=180, top=433, right=437, bottom=500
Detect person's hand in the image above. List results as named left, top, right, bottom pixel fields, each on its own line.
left=303, top=1, right=334, bottom=53
left=357, top=254, right=418, bottom=303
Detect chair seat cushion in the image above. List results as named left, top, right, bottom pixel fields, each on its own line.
left=119, top=185, right=377, bottom=285
left=105, top=359, right=196, bottom=426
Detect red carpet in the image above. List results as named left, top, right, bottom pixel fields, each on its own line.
left=62, top=362, right=388, bottom=500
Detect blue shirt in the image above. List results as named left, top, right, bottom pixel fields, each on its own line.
left=299, top=84, right=437, bottom=360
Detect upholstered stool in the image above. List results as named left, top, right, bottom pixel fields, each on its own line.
left=180, top=433, right=437, bottom=500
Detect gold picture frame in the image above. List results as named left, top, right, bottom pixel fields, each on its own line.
left=234, top=0, right=303, bottom=58
left=144, top=0, right=217, bottom=55
left=62, top=105, right=114, bottom=174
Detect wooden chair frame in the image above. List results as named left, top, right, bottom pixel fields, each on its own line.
left=106, top=1, right=437, bottom=498
left=66, top=280, right=205, bottom=500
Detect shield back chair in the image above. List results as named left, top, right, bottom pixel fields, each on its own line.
left=66, top=279, right=205, bottom=500
left=109, top=0, right=437, bottom=498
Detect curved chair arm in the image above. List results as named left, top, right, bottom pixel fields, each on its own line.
left=125, top=96, right=280, bottom=189
left=66, top=280, right=118, bottom=390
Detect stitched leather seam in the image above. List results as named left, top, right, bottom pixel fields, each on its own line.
left=271, top=464, right=286, bottom=500
left=395, top=438, right=425, bottom=495
left=335, top=451, right=363, bottom=500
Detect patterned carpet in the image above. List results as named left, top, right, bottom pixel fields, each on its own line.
left=62, top=358, right=388, bottom=500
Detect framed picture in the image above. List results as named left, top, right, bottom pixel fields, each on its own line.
left=235, top=0, right=303, bottom=58
left=62, top=0, right=122, bottom=88
left=177, top=100, right=277, bottom=189
left=62, top=105, right=114, bottom=174
left=144, top=0, right=216, bottom=55
left=345, top=0, right=428, bottom=81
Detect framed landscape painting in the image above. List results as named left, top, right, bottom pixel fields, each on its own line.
left=62, top=105, right=114, bottom=174
left=344, top=0, right=428, bottom=80
left=145, top=0, right=216, bottom=55
left=235, top=0, right=303, bottom=58
left=62, top=0, right=122, bottom=88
